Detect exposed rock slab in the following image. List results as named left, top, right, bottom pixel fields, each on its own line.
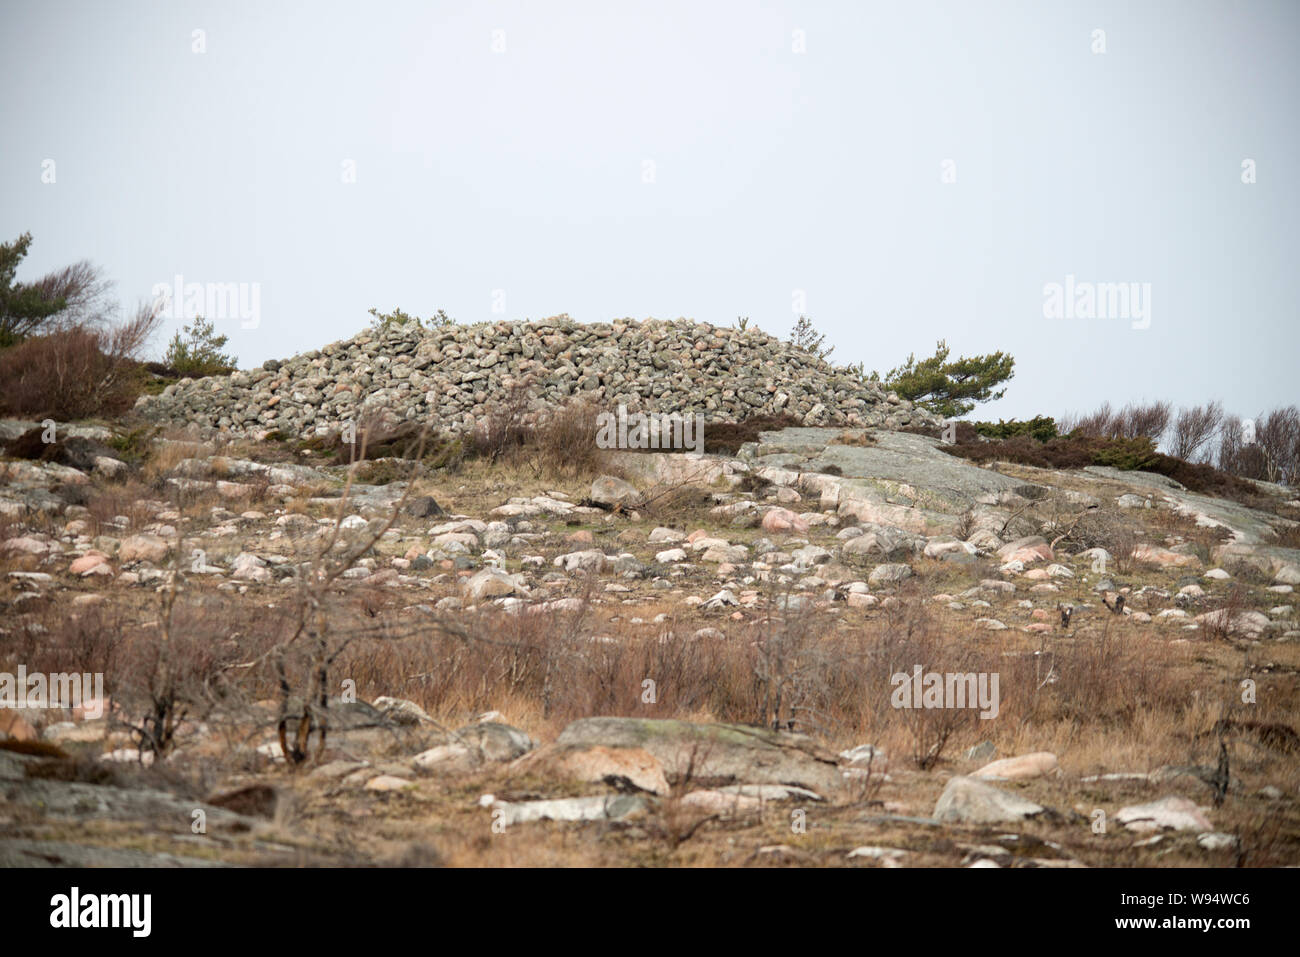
left=555, top=717, right=843, bottom=797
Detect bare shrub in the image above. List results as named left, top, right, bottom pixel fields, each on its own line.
left=0, top=304, right=161, bottom=418
left=1169, top=401, right=1224, bottom=462
left=701, top=413, right=804, bottom=455
left=83, top=479, right=157, bottom=535
left=1266, top=522, right=1300, bottom=548
left=1108, top=523, right=1140, bottom=574
left=469, top=380, right=537, bottom=463
left=1062, top=400, right=1171, bottom=444
left=1017, top=618, right=1183, bottom=728
left=749, top=595, right=831, bottom=733
left=641, top=482, right=714, bottom=522
left=1217, top=414, right=1268, bottom=480
left=260, top=425, right=487, bottom=768
left=463, top=391, right=613, bottom=481
left=1, top=603, right=121, bottom=680
left=1196, top=585, right=1253, bottom=642
left=645, top=742, right=724, bottom=851
left=1213, top=406, right=1300, bottom=486
left=115, top=584, right=231, bottom=757
left=865, top=600, right=999, bottom=770
left=0, top=242, right=114, bottom=344
left=527, top=395, right=612, bottom=480
left=1121, top=400, right=1172, bottom=443
left=1256, top=406, right=1300, bottom=485
left=1059, top=401, right=1116, bottom=438
left=26, top=259, right=115, bottom=330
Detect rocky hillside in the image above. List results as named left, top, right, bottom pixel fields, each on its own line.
left=136, top=317, right=942, bottom=439
left=2, top=415, right=1299, bottom=867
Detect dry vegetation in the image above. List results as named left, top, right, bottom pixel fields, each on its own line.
left=1, top=376, right=1298, bottom=870
left=2, top=418, right=1298, bottom=868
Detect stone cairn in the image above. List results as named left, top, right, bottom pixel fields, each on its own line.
left=137, top=316, right=941, bottom=439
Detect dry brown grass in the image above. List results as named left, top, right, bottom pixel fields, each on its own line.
left=10, top=580, right=1210, bottom=776
left=82, top=479, right=158, bottom=535
left=4, top=570, right=1298, bottom=867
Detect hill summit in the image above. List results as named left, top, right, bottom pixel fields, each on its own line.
left=138, top=316, right=942, bottom=439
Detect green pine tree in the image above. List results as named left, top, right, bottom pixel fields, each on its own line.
left=870, top=339, right=1014, bottom=418
left=0, top=233, right=85, bottom=346
left=163, top=316, right=238, bottom=377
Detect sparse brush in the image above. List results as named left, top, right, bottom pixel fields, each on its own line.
left=1197, top=584, right=1253, bottom=642
left=640, top=482, right=715, bottom=520
left=1265, top=522, right=1300, bottom=549
left=468, top=381, right=537, bottom=463
left=0, top=307, right=160, bottom=418
left=830, top=429, right=875, bottom=447
left=734, top=471, right=773, bottom=496
left=701, top=414, right=803, bottom=456
left=526, top=395, right=613, bottom=480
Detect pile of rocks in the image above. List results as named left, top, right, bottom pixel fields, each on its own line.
left=137, top=317, right=941, bottom=439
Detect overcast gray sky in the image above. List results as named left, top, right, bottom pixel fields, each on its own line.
left=2, top=0, right=1296, bottom=421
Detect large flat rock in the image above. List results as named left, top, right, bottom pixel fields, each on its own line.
left=741, top=429, right=1042, bottom=532
left=555, top=717, right=844, bottom=798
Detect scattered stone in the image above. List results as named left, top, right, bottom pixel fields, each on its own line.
left=761, top=508, right=810, bottom=535
left=965, top=741, right=996, bottom=762
left=1116, top=796, right=1213, bottom=832
left=68, top=553, right=108, bottom=575
left=932, top=776, right=1045, bottom=824
left=1194, top=608, right=1271, bottom=637
left=1134, top=544, right=1199, bottom=568
left=972, top=752, right=1058, bottom=780
left=1197, top=832, right=1238, bottom=851
left=996, top=536, right=1052, bottom=565
left=704, top=589, right=739, bottom=609
left=513, top=745, right=670, bottom=795
left=491, top=794, right=647, bottom=826
left=372, top=696, right=432, bottom=725
left=404, top=495, right=446, bottom=518
left=118, top=534, right=170, bottom=564
left=412, top=744, right=478, bottom=773
left=847, top=846, right=908, bottom=862
left=868, top=563, right=913, bottom=587
left=590, top=475, right=644, bottom=510
left=463, top=567, right=529, bottom=601
left=842, top=524, right=925, bottom=563
left=1275, top=564, right=1300, bottom=586
left=553, top=549, right=606, bottom=573
left=839, top=744, right=887, bottom=772
left=452, top=722, right=534, bottom=762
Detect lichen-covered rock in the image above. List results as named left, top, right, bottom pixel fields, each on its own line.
left=590, top=475, right=644, bottom=509
left=554, top=717, right=843, bottom=798
left=932, top=776, right=1045, bottom=824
